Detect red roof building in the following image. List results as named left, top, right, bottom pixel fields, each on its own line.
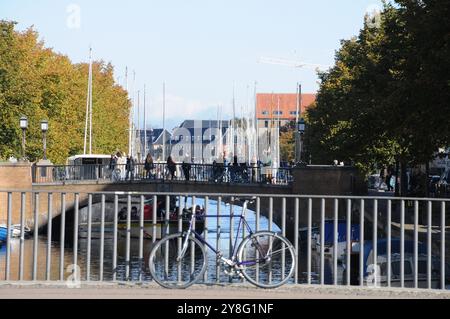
left=256, top=93, right=316, bottom=121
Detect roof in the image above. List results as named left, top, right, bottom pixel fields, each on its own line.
left=256, top=93, right=316, bottom=120
left=152, top=129, right=172, bottom=145
left=138, top=129, right=172, bottom=145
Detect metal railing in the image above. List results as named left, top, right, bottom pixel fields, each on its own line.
left=0, top=190, right=449, bottom=291
left=32, top=163, right=293, bottom=186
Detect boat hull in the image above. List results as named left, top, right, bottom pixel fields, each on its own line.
left=117, top=220, right=205, bottom=240
left=0, top=226, right=8, bottom=242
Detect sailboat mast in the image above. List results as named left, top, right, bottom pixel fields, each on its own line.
left=137, top=90, right=140, bottom=159
left=126, top=67, right=132, bottom=157
left=131, top=71, right=136, bottom=158
left=89, top=50, right=93, bottom=155
left=83, top=47, right=92, bottom=155
left=162, top=82, right=166, bottom=162
left=232, top=83, right=236, bottom=158
left=254, top=81, right=258, bottom=162
left=144, top=85, right=147, bottom=160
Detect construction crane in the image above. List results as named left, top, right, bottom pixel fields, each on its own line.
left=258, top=56, right=330, bottom=72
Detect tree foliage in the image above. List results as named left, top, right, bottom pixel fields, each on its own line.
left=305, top=0, right=450, bottom=175
left=0, top=21, right=131, bottom=164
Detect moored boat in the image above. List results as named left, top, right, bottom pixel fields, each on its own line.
left=116, top=196, right=205, bottom=240
left=0, top=225, right=7, bottom=243
left=343, top=238, right=448, bottom=288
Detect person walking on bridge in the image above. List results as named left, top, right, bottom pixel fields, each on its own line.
left=182, top=155, right=191, bottom=181
left=144, top=153, right=154, bottom=179
left=125, top=155, right=135, bottom=181
left=166, top=156, right=176, bottom=180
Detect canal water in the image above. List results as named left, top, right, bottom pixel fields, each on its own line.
left=0, top=198, right=341, bottom=284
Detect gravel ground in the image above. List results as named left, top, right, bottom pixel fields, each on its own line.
left=0, top=282, right=449, bottom=299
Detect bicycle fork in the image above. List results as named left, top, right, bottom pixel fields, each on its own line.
left=176, top=215, right=196, bottom=262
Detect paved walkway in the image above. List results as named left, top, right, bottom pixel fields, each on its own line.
left=0, top=282, right=449, bottom=299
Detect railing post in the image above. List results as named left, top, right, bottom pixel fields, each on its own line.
left=32, top=192, right=39, bottom=281
left=19, top=192, right=26, bottom=281
left=294, top=197, right=299, bottom=284
left=441, top=201, right=446, bottom=290
left=5, top=192, right=12, bottom=281
left=307, top=198, right=312, bottom=285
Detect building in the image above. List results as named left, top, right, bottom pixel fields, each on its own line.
left=136, top=128, right=172, bottom=162
left=256, top=93, right=316, bottom=129
left=170, top=120, right=231, bottom=163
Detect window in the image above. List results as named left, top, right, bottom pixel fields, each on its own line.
left=264, top=121, right=269, bottom=128
left=261, top=111, right=269, bottom=115
left=273, top=111, right=283, bottom=115
left=290, top=111, right=299, bottom=115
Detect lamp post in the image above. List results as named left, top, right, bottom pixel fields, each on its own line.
left=41, top=120, right=48, bottom=160
left=19, top=116, right=28, bottom=161
left=298, top=118, right=306, bottom=163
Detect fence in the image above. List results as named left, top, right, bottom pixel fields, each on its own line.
left=32, top=163, right=293, bottom=186
left=0, top=190, right=449, bottom=290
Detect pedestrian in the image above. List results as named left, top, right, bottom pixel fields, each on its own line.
left=144, top=153, right=154, bottom=179
left=126, top=155, right=135, bottom=181
left=109, top=154, right=117, bottom=171
left=182, top=159, right=191, bottom=181
left=109, top=154, right=117, bottom=180
left=116, top=152, right=126, bottom=180
left=250, top=156, right=257, bottom=183
left=166, top=156, right=176, bottom=180
left=379, top=167, right=386, bottom=190
left=386, top=168, right=394, bottom=191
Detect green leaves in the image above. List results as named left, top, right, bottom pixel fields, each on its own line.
left=0, top=21, right=130, bottom=163
left=305, top=1, right=450, bottom=175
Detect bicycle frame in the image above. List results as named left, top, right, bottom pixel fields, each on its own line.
left=177, top=200, right=267, bottom=267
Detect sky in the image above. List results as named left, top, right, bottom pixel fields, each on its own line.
left=1, top=0, right=383, bottom=129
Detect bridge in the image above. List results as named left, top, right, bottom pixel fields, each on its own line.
left=0, top=162, right=449, bottom=294
left=0, top=162, right=365, bottom=239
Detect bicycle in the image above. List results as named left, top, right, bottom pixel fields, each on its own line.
left=148, top=197, right=296, bottom=289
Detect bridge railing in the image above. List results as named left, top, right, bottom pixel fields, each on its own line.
left=0, top=190, right=449, bottom=290
left=31, top=163, right=293, bottom=186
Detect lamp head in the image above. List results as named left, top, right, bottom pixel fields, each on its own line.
left=41, top=120, right=49, bottom=132
left=20, top=116, right=28, bottom=130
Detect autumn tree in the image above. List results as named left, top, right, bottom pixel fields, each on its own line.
left=0, top=21, right=131, bottom=164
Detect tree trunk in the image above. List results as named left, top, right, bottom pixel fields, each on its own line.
left=400, top=160, right=408, bottom=197
left=395, top=160, right=400, bottom=197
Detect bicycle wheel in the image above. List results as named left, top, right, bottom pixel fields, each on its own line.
left=149, top=233, right=207, bottom=289
left=237, top=231, right=296, bottom=289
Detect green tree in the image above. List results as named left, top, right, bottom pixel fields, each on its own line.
left=0, top=21, right=131, bottom=164
left=305, top=0, right=450, bottom=196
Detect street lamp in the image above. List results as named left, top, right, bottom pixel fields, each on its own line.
left=298, top=118, right=306, bottom=135
left=19, top=116, right=28, bottom=160
left=41, top=120, right=49, bottom=160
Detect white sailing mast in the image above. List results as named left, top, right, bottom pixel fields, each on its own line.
left=83, top=47, right=93, bottom=155
left=162, top=82, right=166, bottom=162
left=144, top=84, right=147, bottom=160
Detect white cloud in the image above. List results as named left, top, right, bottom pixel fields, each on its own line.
left=132, top=93, right=233, bottom=129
